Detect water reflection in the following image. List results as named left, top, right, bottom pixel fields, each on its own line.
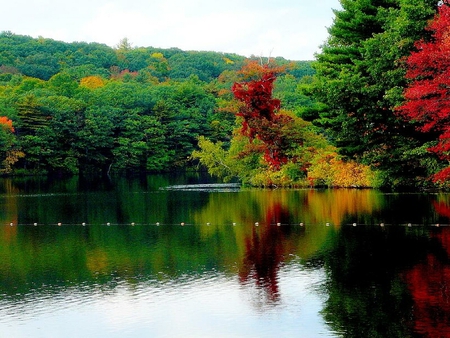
left=403, top=227, right=450, bottom=338
left=0, top=176, right=449, bottom=337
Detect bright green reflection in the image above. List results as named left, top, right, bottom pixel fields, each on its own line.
left=0, top=176, right=389, bottom=298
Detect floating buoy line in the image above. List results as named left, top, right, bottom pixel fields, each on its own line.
left=3, top=222, right=450, bottom=227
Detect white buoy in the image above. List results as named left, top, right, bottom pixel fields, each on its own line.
left=207, top=222, right=211, bottom=226
left=33, top=222, right=37, bottom=226
left=106, top=222, right=111, bottom=226
left=277, top=222, right=281, bottom=227
left=255, top=222, right=259, bottom=226
left=326, top=222, right=330, bottom=227
left=181, top=222, right=185, bottom=226
left=131, top=222, right=135, bottom=226
left=352, top=223, right=357, bottom=227
left=299, top=222, right=304, bottom=226
left=407, top=223, right=412, bottom=227
left=380, top=223, right=385, bottom=227
left=9, top=222, right=13, bottom=226
left=82, top=222, right=86, bottom=226
left=57, top=222, right=62, bottom=226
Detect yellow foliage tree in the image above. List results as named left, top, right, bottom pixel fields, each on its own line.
left=80, top=76, right=105, bottom=89
left=308, top=151, right=376, bottom=188
left=151, top=52, right=164, bottom=59
left=1, top=149, right=24, bottom=174
left=223, top=57, right=234, bottom=65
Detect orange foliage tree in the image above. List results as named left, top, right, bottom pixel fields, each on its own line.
left=0, top=116, right=14, bottom=133
left=0, top=116, right=22, bottom=173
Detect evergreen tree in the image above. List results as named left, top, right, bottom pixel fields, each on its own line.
left=312, top=0, right=437, bottom=188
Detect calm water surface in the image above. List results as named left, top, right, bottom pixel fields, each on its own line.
left=0, top=174, right=449, bottom=337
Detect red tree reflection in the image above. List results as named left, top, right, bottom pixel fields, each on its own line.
left=404, top=202, right=450, bottom=337
left=238, top=202, right=296, bottom=304
left=433, top=200, right=450, bottom=219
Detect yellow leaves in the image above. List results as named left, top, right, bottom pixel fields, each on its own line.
left=1, top=149, right=24, bottom=174
left=151, top=52, right=164, bottom=59
left=223, top=57, right=234, bottom=65
left=80, top=76, right=105, bottom=89
left=333, top=161, right=374, bottom=187
left=192, top=136, right=232, bottom=179
left=308, top=151, right=376, bottom=188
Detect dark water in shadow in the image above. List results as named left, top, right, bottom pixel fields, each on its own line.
left=0, top=174, right=449, bottom=337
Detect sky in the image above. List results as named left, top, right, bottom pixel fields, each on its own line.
left=2, top=0, right=341, bottom=61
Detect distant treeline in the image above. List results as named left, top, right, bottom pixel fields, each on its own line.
left=0, top=32, right=314, bottom=82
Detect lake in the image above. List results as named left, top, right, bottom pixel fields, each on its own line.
left=0, top=174, right=449, bottom=337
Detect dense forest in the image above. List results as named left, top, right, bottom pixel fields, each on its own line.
left=0, top=32, right=315, bottom=179
left=1, top=0, right=450, bottom=190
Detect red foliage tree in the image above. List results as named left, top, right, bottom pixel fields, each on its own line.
left=397, top=2, right=450, bottom=183
left=231, top=61, right=294, bottom=169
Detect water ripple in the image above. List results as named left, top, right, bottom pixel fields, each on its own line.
left=0, top=264, right=335, bottom=338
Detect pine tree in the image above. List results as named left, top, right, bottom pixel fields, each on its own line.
left=312, top=0, right=437, bottom=187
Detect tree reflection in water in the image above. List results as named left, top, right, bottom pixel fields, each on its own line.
left=405, top=196, right=450, bottom=338
left=2, top=176, right=450, bottom=337
left=238, top=203, right=295, bottom=305
left=403, top=229, right=450, bottom=338
left=321, top=225, right=428, bottom=337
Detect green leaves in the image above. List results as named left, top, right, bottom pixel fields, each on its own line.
left=312, top=0, right=439, bottom=188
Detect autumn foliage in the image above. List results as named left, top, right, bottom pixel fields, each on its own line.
left=307, top=151, right=375, bottom=188
left=193, top=60, right=376, bottom=188
left=403, top=226, right=450, bottom=337
left=80, top=76, right=105, bottom=89
left=397, top=2, right=450, bottom=183
left=0, top=116, right=21, bottom=174
left=231, top=61, right=293, bottom=169
left=0, top=116, right=14, bottom=133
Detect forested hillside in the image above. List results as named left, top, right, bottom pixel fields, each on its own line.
left=0, top=32, right=314, bottom=177
left=1, top=0, right=450, bottom=190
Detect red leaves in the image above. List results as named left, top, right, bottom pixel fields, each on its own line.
left=231, top=61, right=289, bottom=169
left=397, top=3, right=450, bottom=183
left=432, top=166, right=450, bottom=183
left=232, top=72, right=281, bottom=122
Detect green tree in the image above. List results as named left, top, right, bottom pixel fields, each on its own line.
left=312, top=0, right=438, bottom=188
left=16, top=93, right=50, bottom=136
left=151, top=78, right=216, bottom=167
left=76, top=106, right=116, bottom=175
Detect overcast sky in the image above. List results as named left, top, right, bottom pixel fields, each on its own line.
left=2, top=0, right=341, bottom=60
